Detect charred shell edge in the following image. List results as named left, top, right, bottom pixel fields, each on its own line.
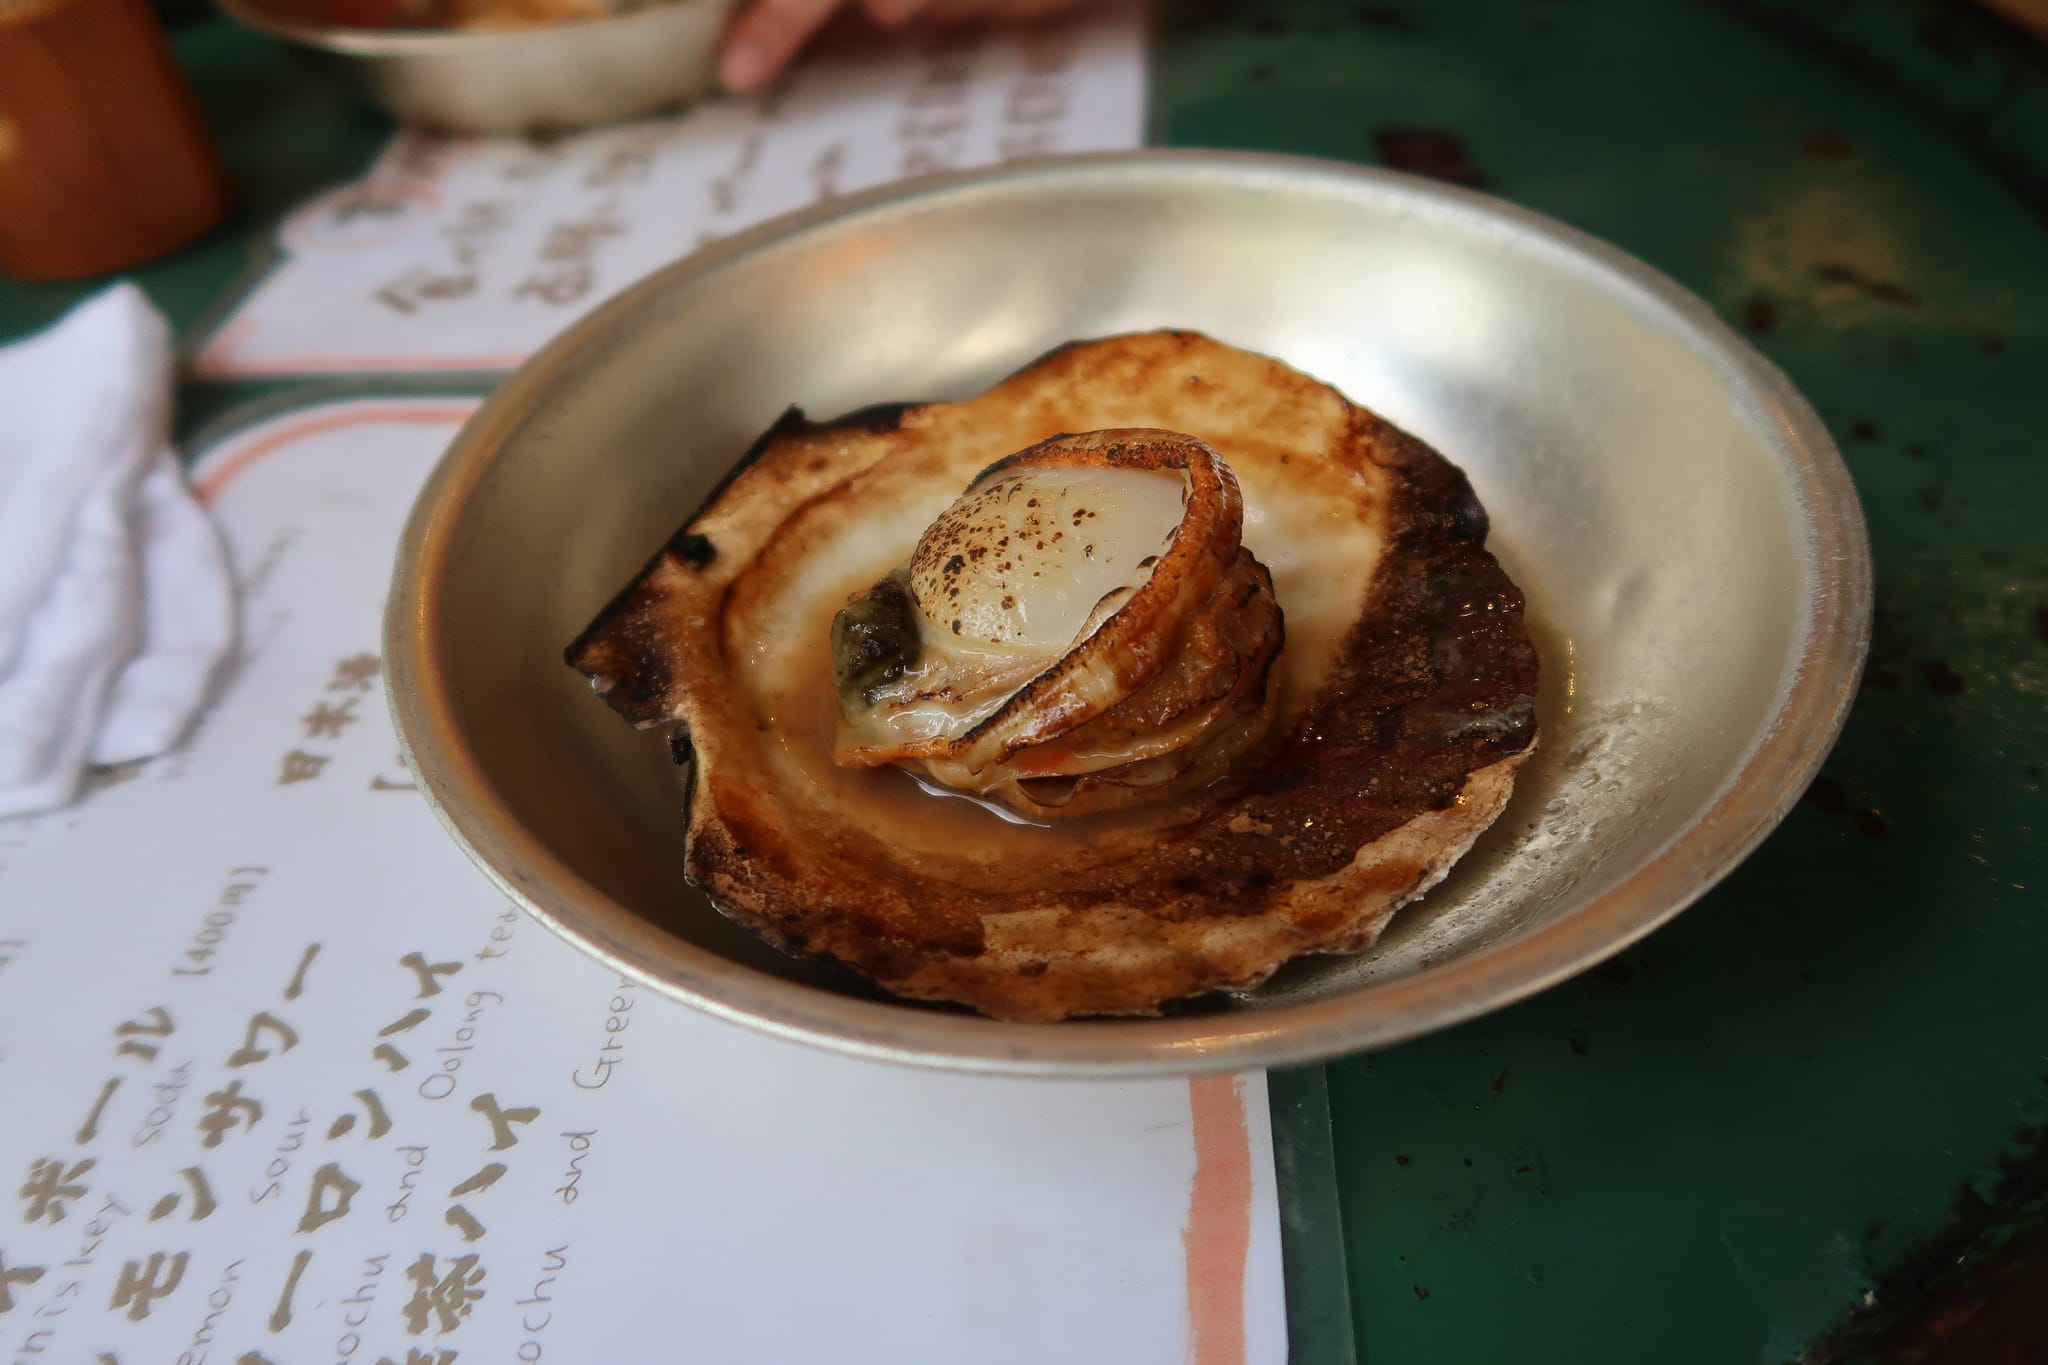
left=563, top=400, right=933, bottom=727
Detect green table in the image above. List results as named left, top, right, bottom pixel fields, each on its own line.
left=6, top=2, right=2045, bottom=1359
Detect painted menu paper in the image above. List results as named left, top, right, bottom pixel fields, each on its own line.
left=0, top=399, right=1285, bottom=1365
left=192, top=5, right=1147, bottom=378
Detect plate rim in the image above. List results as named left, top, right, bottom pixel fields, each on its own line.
left=385, top=148, right=1873, bottom=1076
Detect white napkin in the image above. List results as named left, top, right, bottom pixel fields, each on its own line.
left=0, top=284, right=236, bottom=819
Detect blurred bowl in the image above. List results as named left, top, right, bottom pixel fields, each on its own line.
left=386, top=151, right=1872, bottom=1075
left=217, top=0, right=734, bottom=134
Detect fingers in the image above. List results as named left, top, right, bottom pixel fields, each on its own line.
left=896, top=0, right=987, bottom=20
left=860, top=0, right=936, bottom=22
left=720, top=0, right=1091, bottom=93
left=719, top=0, right=847, bottom=92
left=984, top=0, right=1090, bottom=17
left=921, top=0, right=1081, bottom=19
left=892, top=0, right=1083, bottom=25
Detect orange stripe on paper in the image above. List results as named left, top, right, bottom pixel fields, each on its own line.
left=1185, top=1073, right=1253, bottom=1365
left=194, top=402, right=478, bottom=506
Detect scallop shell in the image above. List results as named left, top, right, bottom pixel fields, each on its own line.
left=567, top=331, right=1539, bottom=1021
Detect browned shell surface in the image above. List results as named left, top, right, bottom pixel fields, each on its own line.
left=566, top=331, right=1540, bottom=1021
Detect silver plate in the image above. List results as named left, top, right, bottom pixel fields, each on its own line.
left=386, top=151, right=1871, bottom=1075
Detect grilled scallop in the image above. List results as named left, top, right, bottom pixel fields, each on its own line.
left=830, top=428, right=1285, bottom=820
left=567, top=331, right=1538, bottom=1020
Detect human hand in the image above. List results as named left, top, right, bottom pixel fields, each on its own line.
left=718, top=0, right=1092, bottom=93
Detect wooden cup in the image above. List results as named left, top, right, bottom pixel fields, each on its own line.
left=0, top=0, right=232, bottom=281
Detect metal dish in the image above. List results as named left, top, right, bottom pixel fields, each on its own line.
left=216, top=0, right=734, bottom=134
left=386, top=151, right=1872, bottom=1075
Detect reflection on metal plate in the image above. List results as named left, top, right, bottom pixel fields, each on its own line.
left=387, top=151, right=1871, bottom=1075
